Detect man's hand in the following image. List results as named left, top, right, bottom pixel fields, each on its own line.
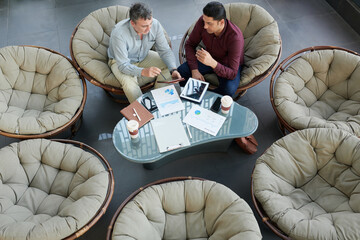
left=171, top=70, right=181, bottom=80
left=191, top=69, right=205, bottom=81
left=141, top=67, right=161, bottom=77
left=195, top=48, right=217, bottom=69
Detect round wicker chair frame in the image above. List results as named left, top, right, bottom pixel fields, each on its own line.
left=269, top=45, right=360, bottom=135
left=0, top=45, right=87, bottom=139
left=178, top=30, right=282, bottom=100
left=251, top=169, right=290, bottom=240
left=53, top=139, right=115, bottom=240
left=106, top=176, right=204, bottom=240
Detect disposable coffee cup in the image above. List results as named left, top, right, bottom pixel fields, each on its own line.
left=127, top=120, right=139, bottom=139
left=221, top=95, right=233, bottom=114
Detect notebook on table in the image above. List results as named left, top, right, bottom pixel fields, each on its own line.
left=150, top=115, right=190, bottom=153
left=120, top=100, right=154, bottom=128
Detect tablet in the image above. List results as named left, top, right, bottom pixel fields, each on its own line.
left=180, top=78, right=209, bottom=103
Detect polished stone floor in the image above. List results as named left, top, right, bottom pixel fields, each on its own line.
left=0, top=0, right=359, bottom=239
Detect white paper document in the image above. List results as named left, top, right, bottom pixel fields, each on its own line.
left=151, top=115, right=190, bottom=153
left=151, top=85, right=184, bottom=116
left=183, top=105, right=226, bottom=136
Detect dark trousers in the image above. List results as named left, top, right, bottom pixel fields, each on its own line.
left=177, top=60, right=241, bottom=97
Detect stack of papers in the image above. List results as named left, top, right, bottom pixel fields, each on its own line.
left=151, top=85, right=184, bottom=116
left=183, top=105, right=226, bottom=136
left=151, top=115, right=190, bottom=153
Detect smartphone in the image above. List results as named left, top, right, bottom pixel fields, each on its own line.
left=210, top=97, right=221, bottom=112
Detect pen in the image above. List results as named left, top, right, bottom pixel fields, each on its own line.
left=133, top=108, right=141, bottom=121
left=159, top=72, right=167, bottom=81
left=157, top=78, right=185, bottom=84
left=166, top=144, right=183, bottom=151
left=186, top=124, right=192, bottom=139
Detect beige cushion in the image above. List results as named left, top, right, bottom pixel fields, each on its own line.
left=253, top=128, right=360, bottom=240
left=0, top=139, right=109, bottom=240
left=111, top=179, right=262, bottom=240
left=71, top=5, right=171, bottom=88
left=0, top=46, right=83, bottom=135
left=274, top=49, right=360, bottom=136
left=186, top=3, right=281, bottom=87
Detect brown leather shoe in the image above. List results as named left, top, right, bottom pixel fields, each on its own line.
left=235, top=135, right=258, bottom=154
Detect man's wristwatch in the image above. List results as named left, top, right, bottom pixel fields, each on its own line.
left=170, top=69, right=177, bottom=74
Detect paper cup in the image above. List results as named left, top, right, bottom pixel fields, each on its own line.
left=127, top=120, right=139, bottom=139
left=221, top=95, right=233, bottom=114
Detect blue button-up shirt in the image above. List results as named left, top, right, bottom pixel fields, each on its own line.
left=108, top=18, right=176, bottom=77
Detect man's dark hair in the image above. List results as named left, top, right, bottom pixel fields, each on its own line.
left=203, top=1, right=226, bottom=21
left=129, top=2, right=152, bottom=22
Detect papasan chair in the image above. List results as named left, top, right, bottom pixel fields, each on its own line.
left=0, top=45, right=86, bottom=139
left=70, top=5, right=171, bottom=103
left=270, top=46, right=360, bottom=136
left=252, top=128, right=360, bottom=240
left=0, top=138, right=114, bottom=240
left=107, top=176, right=262, bottom=240
left=179, top=2, right=282, bottom=99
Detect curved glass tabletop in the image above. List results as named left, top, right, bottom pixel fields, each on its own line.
left=113, top=91, right=258, bottom=164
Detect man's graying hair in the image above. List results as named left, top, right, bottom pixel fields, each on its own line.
left=129, top=3, right=152, bottom=22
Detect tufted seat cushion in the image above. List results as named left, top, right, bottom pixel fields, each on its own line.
left=253, top=128, right=360, bottom=239
left=184, top=3, right=281, bottom=87
left=110, top=179, right=262, bottom=240
left=71, top=5, right=171, bottom=89
left=0, top=46, right=83, bottom=135
left=112, top=180, right=261, bottom=240
left=273, top=49, right=360, bottom=135
left=0, top=139, right=110, bottom=240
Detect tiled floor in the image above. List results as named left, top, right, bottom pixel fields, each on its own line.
left=0, top=0, right=359, bottom=239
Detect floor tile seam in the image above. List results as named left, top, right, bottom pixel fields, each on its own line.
left=193, top=1, right=206, bottom=14
left=0, top=6, right=9, bottom=11
left=332, top=38, right=360, bottom=46
left=263, top=0, right=282, bottom=21
left=0, top=6, right=9, bottom=15
left=54, top=0, right=99, bottom=9
left=281, top=10, right=338, bottom=24
left=8, top=5, right=57, bottom=20
left=4, top=6, right=9, bottom=42
left=341, top=40, right=360, bottom=46
left=327, top=12, right=360, bottom=37
left=0, top=1, right=9, bottom=11
left=55, top=12, right=62, bottom=52
left=8, top=5, right=56, bottom=14
left=0, top=6, right=9, bottom=40
left=54, top=4, right=101, bottom=32
left=7, top=29, right=59, bottom=42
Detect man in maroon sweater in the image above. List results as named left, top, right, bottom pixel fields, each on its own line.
left=177, top=1, right=244, bottom=97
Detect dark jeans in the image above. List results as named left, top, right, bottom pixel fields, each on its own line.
left=177, top=61, right=241, bottom=97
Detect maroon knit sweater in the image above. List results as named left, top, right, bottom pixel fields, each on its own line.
left=185, top=17, right=244, bottom=79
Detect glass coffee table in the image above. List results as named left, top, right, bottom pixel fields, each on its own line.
left=113, top=91, right=258, bottom=169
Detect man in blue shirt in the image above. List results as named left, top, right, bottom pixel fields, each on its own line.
left=108, top=3, right=181, bottom=102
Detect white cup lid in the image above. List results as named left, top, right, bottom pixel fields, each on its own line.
left=221, top=95, right=233, bottom=106
left=127, top=120, right=139, bottom=131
